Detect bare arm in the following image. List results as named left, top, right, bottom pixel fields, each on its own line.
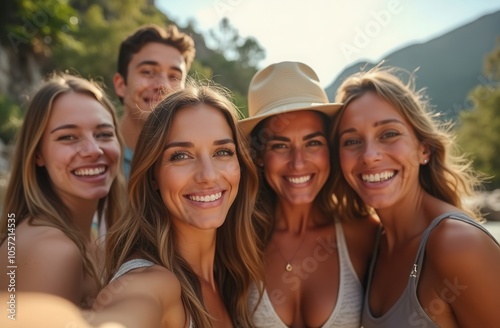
left=0, top=292, right=125, bottom=328
left=429, top=219, right=500, bottom=327
left=15, top=228, right=86, bottom=306
left=88, top=265, right=188, bottom=328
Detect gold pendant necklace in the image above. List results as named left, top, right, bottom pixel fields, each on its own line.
left=273, top=233, right=307, bottom=272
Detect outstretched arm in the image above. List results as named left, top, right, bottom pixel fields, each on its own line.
left=88, top=265, right=188, bottom=328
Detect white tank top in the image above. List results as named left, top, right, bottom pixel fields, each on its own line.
left=247, top=219, right=363, bottom=328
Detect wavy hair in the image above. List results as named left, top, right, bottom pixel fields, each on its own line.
left=0, top=72, right=126, bottom=287
left=329, top=66, right=483, bottom=220
left=104, top=81, right=263, bottom=327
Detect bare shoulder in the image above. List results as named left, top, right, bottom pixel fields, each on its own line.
left=92, top=264, right=185, bottom=328
left=424, top=215, right=500, bottom=325
left=98, top=264, right=181, bottom=305
left=18, top=225, right=83, bottom=271
left=426, top=216, right=500, bottom=275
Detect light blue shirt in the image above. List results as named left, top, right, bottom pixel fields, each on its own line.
left=123, top=146, right=133, bottom=180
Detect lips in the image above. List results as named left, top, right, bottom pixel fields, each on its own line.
left=73, top=166, right=106, bottom=176
left=361, top=170, right=396, bottom=183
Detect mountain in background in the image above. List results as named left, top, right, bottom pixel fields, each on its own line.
left=325, top=10, right=500, bottom=121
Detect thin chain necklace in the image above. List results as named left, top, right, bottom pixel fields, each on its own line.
left=272, top=232, right=307, bottom=272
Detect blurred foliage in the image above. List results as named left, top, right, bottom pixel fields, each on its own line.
left=0, top=0, right=265, bottom=144
left=456, top=38, right=500, bottom=190
left=0, top=0, right=78, bottom=55
left=0, top=95, right=22, bottom=144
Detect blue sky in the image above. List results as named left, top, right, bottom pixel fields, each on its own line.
left=157, top=0, right=500, bottom=86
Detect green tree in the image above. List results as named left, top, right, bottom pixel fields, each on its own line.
left=456, top=38, right=500, bottom=190
left=204, top=18, right=265, bottom=117
left=47, top=0, right=170, bottom=99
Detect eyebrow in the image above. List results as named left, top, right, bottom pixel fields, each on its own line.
left=165, top=138, right=235, bottom=150
left=50, top=123, right=115, bottom=134
left=270, top=131, right=325, bottom=142
left=136, top=60, right=183, bottom=75
left=339, top=118, right=405, bottom=137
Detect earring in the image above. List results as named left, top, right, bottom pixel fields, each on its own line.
left=423, top=159, right=428, bottom=164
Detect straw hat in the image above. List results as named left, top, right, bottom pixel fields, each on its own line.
left=239, top=61, right=342, bottom=135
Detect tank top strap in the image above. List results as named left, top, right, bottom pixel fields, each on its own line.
left=334, top=219, right=349, bottom=264
left=363, top=224, right=384, bottom=308
left=412, top=212, right=499, bottom=283
left=110, top=258, right=155, bottom=282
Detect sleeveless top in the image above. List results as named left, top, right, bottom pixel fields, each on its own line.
left=111, top=259, right=194, bottom=328
left=361, top=212, right=500, bottom=328
left=248, top=219, right=363, bottom=328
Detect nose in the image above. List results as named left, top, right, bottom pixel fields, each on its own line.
left=194, top=156, right=218, bottom=184
left=153, top=74, right=174, bottom=94
left=77, top=137, right=104, bottom=158
left=362, top=141, right=382, bottom=165
left=289, top=147, right=306, bottom=170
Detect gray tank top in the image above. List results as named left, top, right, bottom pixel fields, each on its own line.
left=361, top=212, right=499, bottom=327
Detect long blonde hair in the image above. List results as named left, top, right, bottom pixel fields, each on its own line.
left=329, top=66, right=483, bottom=220
left=0, top=72, right=126, bottom=287
left=104, top=81, right=263, bottom=327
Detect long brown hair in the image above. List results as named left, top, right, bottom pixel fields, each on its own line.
left=104, top=81, right=263, bottom=327
left=0, top=72, right=126, bottom=287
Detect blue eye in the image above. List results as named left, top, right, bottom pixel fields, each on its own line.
left=170, top=151, right=190, bottom=161
left=215, top=148, right=236, bottom=157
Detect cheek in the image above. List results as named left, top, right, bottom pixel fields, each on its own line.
left=224, top=160, right=241, bottom=187
left=339, top=150, right=356, bottom=175
left=105, top=141, right=121, bottom=162
left=263, top=153, right=284, bottom=173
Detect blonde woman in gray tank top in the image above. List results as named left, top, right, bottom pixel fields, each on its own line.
left=330, top=66, right=500, bottom=327
left=240, top=62, right=380, bottom=328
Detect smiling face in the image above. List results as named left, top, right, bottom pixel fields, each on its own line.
left=154, top=104, right=240, bottom=231
left=114, top=42, right=187, bottom=120
left=36, top=92, right=120, bottom=207
left=338, top=91, right=428, bottom=210
left=260, top=110, right=330, bottom=206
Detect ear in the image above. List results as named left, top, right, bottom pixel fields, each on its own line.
left=113, top=72, right=127, bottom=99
left=256, top=158, right=264, bottom=168
left=35, top=152, right=45, bottom=167
left=420, top=142, right=431, bottom=164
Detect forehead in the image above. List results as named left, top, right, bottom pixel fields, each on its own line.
left=167, top=104, right=233, bottom=141
left=47, top=92, right=113, bottom=127
left=129, top=42, right=186, bottom=70
left=262, top=110, right=326, bottom=135
left=341, top=92, right=404, bottom=125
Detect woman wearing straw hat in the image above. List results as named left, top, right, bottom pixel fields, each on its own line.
left=241, top=61, right=379, bottom=328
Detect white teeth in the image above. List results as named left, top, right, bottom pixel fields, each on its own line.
left=188, top=192, right=222, bottom=203
left=362, top=171, right=395, bottom=182
left=286, top=175, right=312, bottom=184
left=74, top=167, right=105, bottom=176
